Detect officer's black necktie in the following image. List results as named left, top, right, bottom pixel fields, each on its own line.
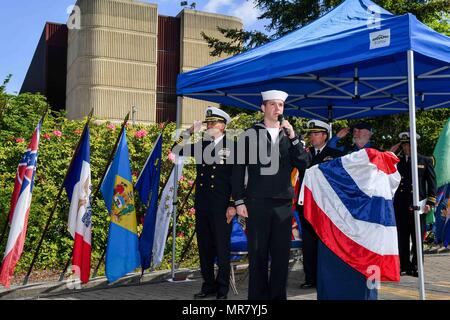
left=315, top=149, right=320, bottom=156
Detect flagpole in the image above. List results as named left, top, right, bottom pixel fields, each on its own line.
left=81, top=112, right=132, bottom=280
left=135, top=133, right=163, bottom=226
left=165, top=179, right=195, bottom=242
left=171, top=96, right=183, bottom=280
left=178, top=221, right=196, bottom=265
left=59, top=112, right=130, bottom=281
left=23, top=109, right=94, bottom=285
left=0, top=205, right=7, bottom=253
left=136, top=118, right=171, bottom=187
left=93, top=119, right=172, bottom=279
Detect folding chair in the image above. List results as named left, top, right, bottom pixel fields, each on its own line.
left=290, top=210, right=303, bottom=269
left=229, top=216, right=248, bottom=295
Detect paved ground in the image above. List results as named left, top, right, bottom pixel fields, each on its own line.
left=6, top=253, right=448, bottom=301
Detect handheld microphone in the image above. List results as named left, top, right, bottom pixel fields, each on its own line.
left=277, top=114, right=290, bottom=136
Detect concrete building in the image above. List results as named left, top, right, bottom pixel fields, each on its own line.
left=21, top=0, right=242, bottom=126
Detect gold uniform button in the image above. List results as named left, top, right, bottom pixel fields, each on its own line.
left=202, top=164, right=206, bottom=167
left=211, top=175, right=215, bottom=178
left=200, top=183, right=203, bottom=187
left=211, top=185, right=214, bottom=188
left=200, top=173, right=204, bottom=176
left=213, top=166, right=216, bottom=169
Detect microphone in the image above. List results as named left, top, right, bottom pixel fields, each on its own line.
left=277, top=114, right=290, bottom=136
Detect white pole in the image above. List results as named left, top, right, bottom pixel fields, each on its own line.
left=407, top=50, right=426, bottom=300
left=171, top=96, right=183, bottom=279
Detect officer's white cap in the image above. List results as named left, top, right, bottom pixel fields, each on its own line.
left=203, top=106, right=231, bottom=125
left=304, top=119, right=331, bottom=133
left=261, top=90, right=288, bottom=102
left=399, top=131, right=420, bottom=142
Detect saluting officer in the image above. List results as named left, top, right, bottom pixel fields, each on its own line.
left=328, top=122, right=377, bottom=154
left=172, top=107, right=235, bottom=300
left=391, top=132, right=437, bottom=277
left=232, top=90, right=310, bottom=300
left=298, top=119, right=344, bottom=289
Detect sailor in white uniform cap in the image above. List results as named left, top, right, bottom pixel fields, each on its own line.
left=261, top=90, right=289, bottom=102
left=232, top=89, right=310, bottom=300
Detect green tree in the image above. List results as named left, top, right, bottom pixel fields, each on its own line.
left=0, top=74, right=12, bottom=126
left=201, top=0, right=450, bottom=156
left=203, top=0, right=450, bottom=57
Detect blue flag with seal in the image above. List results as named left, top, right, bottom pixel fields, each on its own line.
left=135, top=133, right=162, bottom=270
left=101, top=128, right=140, bottom=282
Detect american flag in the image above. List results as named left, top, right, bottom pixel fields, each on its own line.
left=0, top=120, right=41, bottom=288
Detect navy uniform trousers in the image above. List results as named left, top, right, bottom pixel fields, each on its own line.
left=173, top=134, right=235, bottom=296
left=246, top=198, right=292, bottom=300
left=196, top=207, right=232, bottom=296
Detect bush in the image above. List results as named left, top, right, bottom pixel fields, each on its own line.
left=0, top=91, right=199, bottom=278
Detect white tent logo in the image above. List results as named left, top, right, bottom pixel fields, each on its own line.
left=370, top=29, right=391, bottom=49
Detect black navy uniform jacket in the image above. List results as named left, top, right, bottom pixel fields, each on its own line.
left=172, top=133, right=235, bottom=210
left=394, top=153, right=437, bottom=207
left=297, top=145, right=343, bottom=285
left=232, top=122, right=310, bottom=204
left=296, top=145, right=344, bottom=189
left=309, top=145, right=344, bottom=167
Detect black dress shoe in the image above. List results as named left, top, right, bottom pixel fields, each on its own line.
left=194, top=292, right=215, bottom=299
left=216, top=294, right=228, bottom=300
left=405, top=269, right=419, bottom=277
left=300, top=282, right=315, bottom=289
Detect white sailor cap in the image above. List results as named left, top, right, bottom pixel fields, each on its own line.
left=203, top=107, right=231, bottom=125
left=399, top=131, right=420, bottom=142
left=304, top=119, right=331, bottom=133
left=261, top=90, right=288, bottom=102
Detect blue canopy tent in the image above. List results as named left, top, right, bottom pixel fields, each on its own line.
left=171, top=0, right=450, bottom=299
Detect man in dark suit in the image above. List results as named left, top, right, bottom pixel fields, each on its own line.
left=172, top=107, right=236, bottom=299
left=232, top=90, right=310, bottom=300
left=391, top=132, right=436, bottom=277
left=298, top=119, right=344, bottom=289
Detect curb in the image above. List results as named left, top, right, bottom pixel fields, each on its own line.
left=0, top=268, right=202, bottom=300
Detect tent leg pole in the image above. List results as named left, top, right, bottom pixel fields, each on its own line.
left=407, top=50, right=425, bottom=300
left=171, top=96, right=183, bottom=280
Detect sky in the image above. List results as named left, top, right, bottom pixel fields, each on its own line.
left=0, top=0, right=269, bottom=94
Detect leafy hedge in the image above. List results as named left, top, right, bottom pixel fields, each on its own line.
left=0, top=88, right=448, bottom=281
left=0, top=92, right=199, bottom=277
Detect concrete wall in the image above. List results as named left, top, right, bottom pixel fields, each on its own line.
left=66, top=0, right=243, bottom=124
left=178, top=9, right=242, bottom=127
left=66, top=0, right=157, bottom=121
